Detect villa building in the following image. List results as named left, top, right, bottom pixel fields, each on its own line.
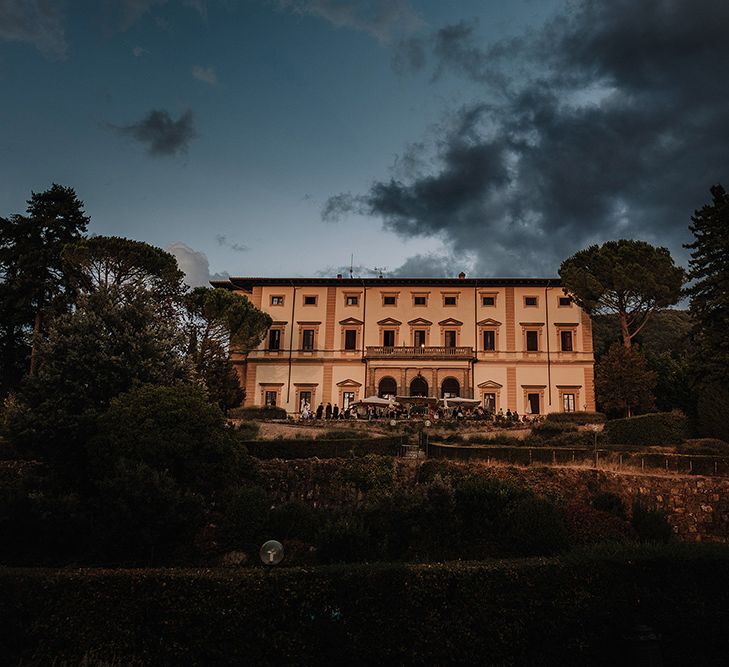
left=211, top=274, right=595, bottom=415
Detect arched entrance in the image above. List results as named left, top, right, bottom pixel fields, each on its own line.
left=378, top=376, right=397, bottom=398
left=409, top=374, right=429, bottom=397
left=441, top=377, right=460, bottom=398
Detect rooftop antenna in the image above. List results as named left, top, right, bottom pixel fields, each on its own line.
left=349, top=254, right=354, bottom=279
left=373, top=266, right=387, bottom=279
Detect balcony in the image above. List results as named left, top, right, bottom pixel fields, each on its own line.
left=365, top=345, right=475, bottom=360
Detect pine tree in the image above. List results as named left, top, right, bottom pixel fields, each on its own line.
left=684, top=184, right=729, bottom=439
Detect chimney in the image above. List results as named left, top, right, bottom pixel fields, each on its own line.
left=458, top=271, right=466, bottom=279
left=336, top=273, right=343, bottom=279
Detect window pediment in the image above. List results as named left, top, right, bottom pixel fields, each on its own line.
left=339, top=317, right=364, bottom=326
left=336, top=378, right=363, bottom=387
left=478, top=380, right=503, bottom=389
left=438, top=318, right=463, bottom=326
left=408, top=317, right=433, bottom=326
left=377, top=317, right=402, bottom=326
left=477, top=318, right=502, bottom=327
left=296, top=320, right=321, bottom=326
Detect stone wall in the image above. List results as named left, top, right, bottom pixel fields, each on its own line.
left=256, top=459, right=729, bottom=543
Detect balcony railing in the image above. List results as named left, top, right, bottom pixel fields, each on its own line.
left=366, top=345, right=475, bottom=360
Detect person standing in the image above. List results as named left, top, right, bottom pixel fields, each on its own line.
left=316, top=403, right=324, bottom=420
left=333, top=404, right=340, bottom=419
left=325, top=402, right=332, bottom=420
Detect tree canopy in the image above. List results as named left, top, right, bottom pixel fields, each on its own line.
left=559, top=240, right=684, bottom=348
left=596, top=343, right=657, bottom=417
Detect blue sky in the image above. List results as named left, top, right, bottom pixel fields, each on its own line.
left=1, top=1, right=726, bottom=284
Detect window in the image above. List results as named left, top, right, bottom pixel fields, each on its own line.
left=344, top=329, right=357, bottom=350
left=383, top=295, right=396, bottom=305
left=526, top=330, right=539, bottom=351
left=346, top=295, right=358, bottom=306
left=524, top=296, right=538, bottom=307
left=563, top=393, right=576, bottom=412
left=268, top=329, right=281, bottom=350
left=383, top=330, right=395, bottom=347
left=303, top=295, right=317, bottom=305
left=559, top=296, right=572, bottom=307
left=302, top=329, right=314, bottom=350
left=444, top=330, right=457, bottom=348
left=271, top=296, right=284, bottom=306
left=444, top=295, right=457, bottom=306
left=414, top=329, right=426, bottom=347
left=299, top=391, right=312, bottom=409
left=482, top=296, right=495, bottom=306
left=560, top=330, right=573, bottom=352
left=483, top=330, right=495, bottom=351
left=265, top=391, right=277, bottom=407
left=484, top=393, right=496, bottom=413
left=413, top=295, right=427, bottom=306
left=527, top=393, right=540, bottom=414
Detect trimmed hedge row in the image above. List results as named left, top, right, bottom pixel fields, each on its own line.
left=605, top=412, right=690, bottom=446
left=2, top=546, right=729, bottom=665
left=243, top=437, right=403, bottom=459
left=228, top=406, right=288, bottom=420
left=546, top=411, right=606, bottom=425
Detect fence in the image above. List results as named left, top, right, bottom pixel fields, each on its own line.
left=428, top=442, right=729, bottom=477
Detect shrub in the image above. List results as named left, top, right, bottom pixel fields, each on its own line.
left=531, top=421, right=578, bottom=437
left=316, top=429, right=367, bottom=440
left=87, top=384, right=254, bottom=496
left=219, top=485, right=271, bottom=552
left=228, top=405, right=288, bottom=420
left=504, top=496, right=570, bottom=556
left=243, top=437, right=400, bottom=459
left=453, top=475, right=527, bottom=541
left=679, top=438, right=729, bottom=455
left=631, top=501, right=673, bottom=543
left=545, top=411, right=606, bottom=425
left=267, top=501, right=321, bottom=543
left=345, top=454, right=396, bottom=492
left=591, top=492, right=627, bottom=520
left=235, top=421, right=260, bottom=440
left=605, top=411, right=689, bottom=446
left=316, top=510, right=374, bottom=563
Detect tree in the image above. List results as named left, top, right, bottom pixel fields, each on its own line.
left=684, top=184, right=729, bottom=439
left=183, top=287, right=272, bottom=411
left=559, top=240, right=684, bottom=348
left=6, top=290, right=190, bottom=476
left=0, top=185, right=89, bottom=378
left=62, top=235, right=185, bottom=306
left=595, top=343, right=657, bottom=417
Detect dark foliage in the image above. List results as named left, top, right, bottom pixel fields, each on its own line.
left=605, top=412, right=689, bottom=446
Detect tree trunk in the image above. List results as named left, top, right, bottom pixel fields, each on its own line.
left=29, top=308, right=43, bottom=376
left=619, top=312, right=631, bottom=348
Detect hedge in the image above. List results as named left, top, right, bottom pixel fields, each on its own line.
left=2, top=546, right=729, bottom=665
left=605, top=412, right=690, bottom=446
left=228, top=406, right=288, bottom=420
left=545, top=411, right=606, bottom=425
left=243, top=437, right=403, bottom=459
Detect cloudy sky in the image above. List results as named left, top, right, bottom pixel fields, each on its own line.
left=1, top=0, right=726, bottom=284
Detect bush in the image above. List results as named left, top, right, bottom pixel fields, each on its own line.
left=605, top=411, right=689, bottom=446
left=228, top=405, right=288, bottom=420
left=345, top=454, right=396, bottom=492
left=87, top=384, right=253, bottom=496
left=235, top=421, right=260, bottom=440
left=631, top=501, right=673, bottom=543
left=504, top=496, right=570, bottom=556
left=316, top=510, right=374, bottom=563
left=545, top=411, right=606, bottom=425
left=591, top=492, right=627, bottom=520
left=453, top=475, right=527, bottom=541
left=243, top=437, right=401, bottom=459
left=679, top=438, right=729, bottom=455
left=267, top=501, right=321, bottom=543
left=531, top=421, right=578, bottom=437
left=316, top=429, right=368, bottom=440
left=219, top=485, right=271, bottom=552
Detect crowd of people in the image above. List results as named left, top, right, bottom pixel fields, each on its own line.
left=299, top=400, right=540, bottom=423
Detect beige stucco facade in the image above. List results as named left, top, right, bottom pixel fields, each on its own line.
left=213, top=276, right=595, bottom=415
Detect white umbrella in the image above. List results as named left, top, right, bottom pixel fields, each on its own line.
left=352, top=396, right=399, bottom=407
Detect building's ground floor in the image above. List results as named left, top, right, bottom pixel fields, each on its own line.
left=238, top=358, right=595, bottom=416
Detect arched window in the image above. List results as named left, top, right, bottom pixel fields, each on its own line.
left=409, top=375, right=429, bottom=397
left=441, top=377, right=460, bottom=398
left=378, top=376, right=397, bottom=398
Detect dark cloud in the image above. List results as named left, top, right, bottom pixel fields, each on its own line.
left=274, top=0, right=423, bottom=44
left=328, top=0, right=729, bottom=276
left=0, top=0, right=67, bottom=59
left=216, top=234, right=249, bottom=253
left=110, top=109, right=197, bottom=157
